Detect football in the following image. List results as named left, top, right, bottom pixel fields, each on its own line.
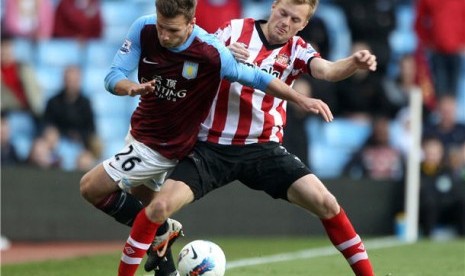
left=177, top=240, right=226, bottom=276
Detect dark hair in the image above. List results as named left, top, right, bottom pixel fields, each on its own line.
left=155, top=0, right=196, bottom=22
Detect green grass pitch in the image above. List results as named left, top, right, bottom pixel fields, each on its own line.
left=2, top=237, right=464, bottom=275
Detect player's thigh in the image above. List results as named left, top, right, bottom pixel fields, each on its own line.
left=80, top=163, right=119, bottom=203
left=287, top=174, right=339, bottom=219
left=241, top=147, right=310, bottom=199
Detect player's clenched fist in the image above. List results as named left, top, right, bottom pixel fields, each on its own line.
left=352, top=50, right=377, bottom=72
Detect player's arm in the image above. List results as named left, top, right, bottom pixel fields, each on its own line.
left=214, top=21, right=250, bottom=62
left=104, top=15, right=156, bottom=97
left=266, top=77, right=333, bottom=122
left=309, top=50, right=377, bottom=82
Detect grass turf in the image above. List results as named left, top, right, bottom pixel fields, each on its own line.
left=1, top=237, right=464, bottom=275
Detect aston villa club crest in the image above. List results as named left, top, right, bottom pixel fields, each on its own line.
left=275, top=54, right=290, bottom=66
left=182, top=61, right=199, bottom=80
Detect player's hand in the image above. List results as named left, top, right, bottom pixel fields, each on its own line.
left=297, top=97, right=334, bottom=123
left=353, top=50, right=377, bottom=72
left=228, top=42, right=250, bottom=62
left=127, top=80, right=155, bottom=96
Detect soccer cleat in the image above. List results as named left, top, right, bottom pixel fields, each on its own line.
left=144, top=218, right=184, bottom=272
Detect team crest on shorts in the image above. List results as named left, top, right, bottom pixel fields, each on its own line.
left=182, top=61, right=198, bottom=80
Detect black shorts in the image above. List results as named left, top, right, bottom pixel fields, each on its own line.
left=169, top=141, right=311, bottom=201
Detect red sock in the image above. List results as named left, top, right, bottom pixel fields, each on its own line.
left=321, top=208, right=374, bottom=276
left=118, top=208, right=160, bottom=276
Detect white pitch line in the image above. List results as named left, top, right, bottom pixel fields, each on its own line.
left=226, top=236, right=408, bottom=270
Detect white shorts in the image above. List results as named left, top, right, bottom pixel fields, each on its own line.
left=102, top=133, right=178, bottom=192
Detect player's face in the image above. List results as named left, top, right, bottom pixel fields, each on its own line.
left=265, top=0, right=311, bottom=44
left=156, top=13, right=194, bottom=48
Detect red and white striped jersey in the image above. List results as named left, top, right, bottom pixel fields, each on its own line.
left=198, top=18, right=320, bottom=145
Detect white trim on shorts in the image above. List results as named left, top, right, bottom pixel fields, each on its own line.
left=102, top=133, right=178, bottom=192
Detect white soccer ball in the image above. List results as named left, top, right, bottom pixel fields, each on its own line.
left=177, top=240, right=226, bottom=276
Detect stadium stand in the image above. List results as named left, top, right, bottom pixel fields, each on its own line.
left=6, top=0, right=464, bottom=173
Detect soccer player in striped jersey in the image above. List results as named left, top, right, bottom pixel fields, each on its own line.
left=79, top=0, right=333, bottom=275
left=146, top=0, right=377, bottom=275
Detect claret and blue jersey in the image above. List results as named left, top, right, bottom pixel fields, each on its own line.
left=103, top=15, right=274, bottom=160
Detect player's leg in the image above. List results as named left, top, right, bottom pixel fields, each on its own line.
left=132, top=186, right=182, bottom=276
left=80, top=164, right=143, bottom=226
left=241, top=144, right=374, bottom=276
left=287, top=174, right=374, bottom=276
left=119, top=179, right=194, bottom=276
left=80, top=136, right=181, bottom=276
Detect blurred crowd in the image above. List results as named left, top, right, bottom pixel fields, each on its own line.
left=1, top=0, right=464, bottom=238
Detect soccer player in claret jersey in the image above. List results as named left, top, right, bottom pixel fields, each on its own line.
left=143, top=0, right=377, bottom=275
left=79, top=0, right=333, bottom=275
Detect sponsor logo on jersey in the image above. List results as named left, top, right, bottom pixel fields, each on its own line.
left=148, top=75, right=188, bottom=102
left=182, top=61, right=199, bottom=80
left=119, top=39, right=132, bottom=54
left=243, top=61, right=281, bottom=78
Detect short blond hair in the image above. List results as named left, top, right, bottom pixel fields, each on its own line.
left=275, top=0, right=319, bottom=19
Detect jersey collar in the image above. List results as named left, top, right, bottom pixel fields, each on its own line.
left=255, top=20, right=287, bottom=50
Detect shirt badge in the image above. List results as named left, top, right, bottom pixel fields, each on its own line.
left=275, top=54, right=290, bottom=67
left=119, top=39, right=132, bottom=54
left=182, top=61, right=199, bottom=80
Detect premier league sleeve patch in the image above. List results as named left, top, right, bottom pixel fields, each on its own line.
left=119, top=39, right=132, bottom=54
left=182, top=61, right=199, bottom=80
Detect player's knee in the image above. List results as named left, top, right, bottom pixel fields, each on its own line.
left=147, top=199, right=172, bottom=223
left=319, top=192, right=339, bottom=219
left=79, top=172, right=98, bottom=204
left=79, top=173, right=91, bottom=199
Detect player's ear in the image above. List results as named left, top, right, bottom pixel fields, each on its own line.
left=189, top=17, right=196, bottom=32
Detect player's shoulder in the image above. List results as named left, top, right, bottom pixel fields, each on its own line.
left=230, top=18, right=255, bottom=25
left=227, top=18, right=256, bottom=30
left=292, top=35, right=310, bottom=47
left=193, top=25, right=225, bottom=51
left=132, top=14, right=156, bottom=28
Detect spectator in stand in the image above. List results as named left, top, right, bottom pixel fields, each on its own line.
left=27, top=125, right=62, bottom=169
left=43, top=65, right=102, bottom=159
left=335, top=0, right=396, bottom=74
left=1, top=112, right=21, bottom=165
left=382, top=54, right=419, bottom=118
left=343, top=116, right=405, bottom=181
left=414, top=0, right=465, bottom=98
left=449, top=143, right=465, bottom=184
left=76, top=149, right=98, bottom=172
left=1, top=34, right=43, bottom=128
left=53, top=0, right=103, bottom=42
left=423, top=95, right=465, bottom=159
left=195, top=0, right=242, bottom=33
left=1, top=0, right=54, bottom=40
left=419, top=136, right=465, bottom=238
left=335, top=41, right=392, bottom=121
